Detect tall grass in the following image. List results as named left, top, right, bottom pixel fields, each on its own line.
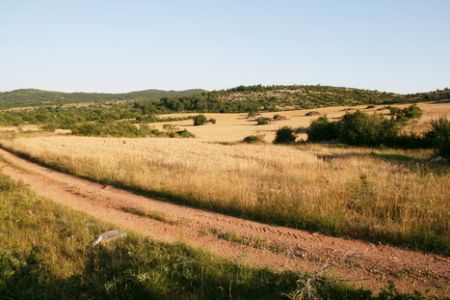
left=1, top=136, right=449, bottom=255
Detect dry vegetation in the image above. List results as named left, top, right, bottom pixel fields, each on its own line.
left=2, top=136, right=449, bottom=254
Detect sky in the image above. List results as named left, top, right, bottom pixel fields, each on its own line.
left=1, top=0, right=449, bottom=94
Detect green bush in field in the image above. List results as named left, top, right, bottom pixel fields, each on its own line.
left=246, top=111, right=259, bottom=118
left=338, top=111, right=400, bottom=146
left=193, top=114, right=207, bottom=126
left=71, top=121, right=150, bottom=137
left=426, top=117, right=450, bottom=159
left=307, top=116, right=339, bottom=142
left=242, top=135, right=266, bottom=144
left=274, top=126, right=296, bottom=144
left=41, top=123, right=57, bottom=132
left=256, top=117, right=271, bottom=125
left=389, top=104, right=423, bottom=123
left=175, top=129, right=196, bottom=138
left=273, top=114, right=286, bottom=121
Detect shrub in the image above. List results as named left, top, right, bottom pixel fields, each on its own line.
left=273, top=126, right=296, bottom=144
left=246, top=112, right=259, bottom=118
left=425, top=117, right=450, bottom=159
left=305, top=111, right=320, bottom=116
left=41, top=123, right=57, bottom=132
left=366, top=105, right=375, bottom=109
left=307, top=116, right=339, bottom=142
left=176, top=129, right=196, bottom=138
left=162, top=124, right=177, bottom=130
left=193, top=114, right=207, bottom=126
left=208, top=118, right=216, bottom=124
left=242, top=135, right=265, bottom=144
left=71, top=121, right=155, bottom=138
left=273, top=114, right=286, bottom=121
left=338, top=111, right=399, bottom=146
left=256, top=117, right=271, bottom=125
left=390, top=104, right=423, bottom=123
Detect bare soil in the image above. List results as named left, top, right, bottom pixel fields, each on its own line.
left=0, top=148, right=448, bottom=296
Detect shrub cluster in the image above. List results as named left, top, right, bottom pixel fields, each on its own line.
left=272, top=114, right=287, bottom=121
left=389, top=104, right=423, bottom=123
left=307, top=110, right=450, bottom=156
left=307, top=116, right=339, bottom=142
left=71, top=121, right=152, bottom=137
left=425, top=118, right=450, bottom=159
left=193, top=114, right=207, bottom=126
left=338, top=112, right=400, bottom=146
left=193, top=114, right=216, bottom=126
left=71, top=121, right=195, bottom=138
left=256, top=117, right=271, bottom=125
left=273, top=126, right=296, bottom=144
left=242, top=135, right=266, bottom=144
left=308, top=111, right=406, bottom=147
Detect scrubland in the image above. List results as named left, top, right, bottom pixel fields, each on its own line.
left=151, top=102, right=450, bottom=142
left=2, top=136, right=448, bottom=255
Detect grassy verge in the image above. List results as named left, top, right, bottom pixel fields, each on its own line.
left=0, top=173, right=439, bottom=299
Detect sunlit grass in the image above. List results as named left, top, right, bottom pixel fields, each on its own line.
left=1, top=136, right=449, bottom=255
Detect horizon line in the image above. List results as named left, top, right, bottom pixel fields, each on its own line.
left=1, top=84, right=449, bottom=96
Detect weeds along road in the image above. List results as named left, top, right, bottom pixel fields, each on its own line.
left=0, top=147, right=448, bottom=296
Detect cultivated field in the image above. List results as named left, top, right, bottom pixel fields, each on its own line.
left=2, top=135, right=449, bottom=254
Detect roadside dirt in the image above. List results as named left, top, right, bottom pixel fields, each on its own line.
left=0, top=148, right=448, bottom=296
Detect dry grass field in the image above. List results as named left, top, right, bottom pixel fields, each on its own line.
left=2, top=135, right=449, bottom=254
left=151, top=102, right=450, bottom=142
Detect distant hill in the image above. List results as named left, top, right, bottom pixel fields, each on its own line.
left=0, top=88, right=204, bottom=109
left=156, top=85, right=450, bottom=112
left=0, top=85, right=448, bottom=111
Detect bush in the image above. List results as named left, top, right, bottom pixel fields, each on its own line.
left=193, top=114, right=207, bottom=126
left=338, top=111, right=399, bottom=146
left=246, top=112, right=259, bottom=118
left=242, top=135, right=265, bottom=144
left=390, top=104, right=423, bottom=123
left=176, top=129, right=196, bottom=138
left=307, top=116, right=339, bottom=142
left=273, top=114, right=286, bottom=121
left=72, top=121, right=152, bottom=137
left=366, top=105, right=375, bottom=109
left=208, top=118, right=216, bottom=124
left=274, top=127, right=296, bottom=144
left=41, top=123, right=57, bottom=132
left=162, top=124, right=177, bottom=130
left=305, top=111, right=320, bottom=116
left=425, top=117, right=450, bottom=159
left=256, top=117, right=271, bottom=125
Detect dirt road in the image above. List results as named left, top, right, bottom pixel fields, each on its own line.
left=0, top=148, right=448, bottom=296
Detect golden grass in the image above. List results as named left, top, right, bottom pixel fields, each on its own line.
left=2, top=136, right=449, bottom=254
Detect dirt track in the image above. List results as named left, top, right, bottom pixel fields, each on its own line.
left=0, top=148, right=448, bottom=296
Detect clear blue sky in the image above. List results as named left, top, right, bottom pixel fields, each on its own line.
left=1, top=0, right=449, bottom=93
